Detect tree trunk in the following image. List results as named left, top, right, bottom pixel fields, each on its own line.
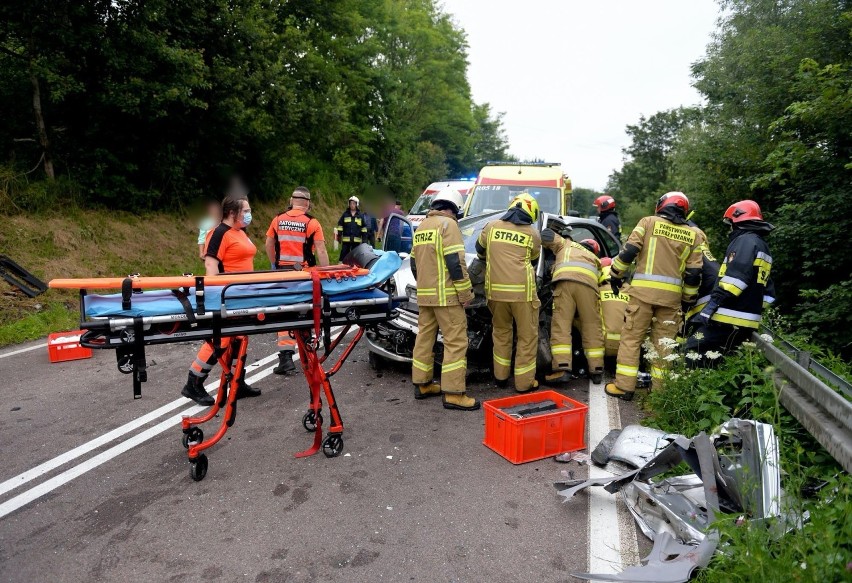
left=30, top=71, right=54, bottom=180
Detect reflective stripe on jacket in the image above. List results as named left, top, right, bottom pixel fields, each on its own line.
left=611, top=215, right=704, bottom=308
left=543, top=232, right=601, bottom=291
left=268, top=209, right=322, bottom=267
left=410, top=211, right=472, bottom=307
left=476, top=219, right=541, bottom=302
left=335, top=211, right=368, bottom=243
left=709, top=230, right=773, bottom=329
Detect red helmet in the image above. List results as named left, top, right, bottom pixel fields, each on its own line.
left=600, top=257, right=612, bottom=267
left=656, top=191, right=690, bottom=215
left=579, top=238, right=601, bottom=257
left=593, top=195, right=616, bottom=212
left=723, top=200, right=763, bottom=224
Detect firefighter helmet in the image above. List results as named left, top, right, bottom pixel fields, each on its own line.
left=600, top=257, right=613, bottom=267
left=509, top=192, right=540, bottom=223
left=579, top=238, right=601, bottom=257
left=656, top=191, right=690, bottom=215
left=723, top=200, right=763, bottom=225
left=593, top=195, right=616, bottom=212
left=431, top=188, right=464, bottom=215
left=348, top=196, right=360, bottom=208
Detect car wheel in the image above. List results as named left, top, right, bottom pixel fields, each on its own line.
left=368, top=351, right=385, bottom=372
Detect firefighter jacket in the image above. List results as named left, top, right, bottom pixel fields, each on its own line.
left=410, top=211, right=473, bottom=307
left=475, top=219, right=541, bottom=302
left=600, top=284, right=630, bottom=351
left=335, top=210, right=368, bottom=244
left=611, top=215, right=704, bottom=308
left=266, top=209, right=324, bottom=268
left=708, top=228, right=774, bottom=329
left=542, top=232, right=601, bottom=291
left=599, top=211, right=621, bottom=240
left=686, top=257, right=720, bottom=321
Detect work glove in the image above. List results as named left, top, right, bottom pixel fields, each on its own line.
left=694, top=301, right=719, bottom=327
left=540, top=228, right=556, bottom=244
left=610, top=277, right=623, bottom=296
left=333, top=240, right=339, bottom=251
left=457, top=288, right=474, bottom=307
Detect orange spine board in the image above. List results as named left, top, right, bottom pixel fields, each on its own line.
left=49, top=266, right=369, bottom=290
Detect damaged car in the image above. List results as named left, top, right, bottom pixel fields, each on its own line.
left=366, top=210, right=622, bottom=377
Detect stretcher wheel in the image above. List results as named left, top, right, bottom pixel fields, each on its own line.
left=322, top=434, right=344, bottom=458
left=181, top=427, right=204, bottom=449
left=302, top=411, right=323, bottom=432
left=190, top=454, right=208, bottom=481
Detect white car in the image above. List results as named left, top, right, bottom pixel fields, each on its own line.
left=406, top=179, right=474, bottom=230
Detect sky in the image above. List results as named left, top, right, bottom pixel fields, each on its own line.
left=442, top=0, right=721, bottom=190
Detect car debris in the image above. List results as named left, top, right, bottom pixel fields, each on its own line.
left=555, top=451, right=591, bottom=464
left=608, top=424, right=671, bottom=468
left=556, top=419, right=783, bottom=583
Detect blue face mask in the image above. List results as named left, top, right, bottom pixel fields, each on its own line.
left=242, top=211, right=252, bottom=227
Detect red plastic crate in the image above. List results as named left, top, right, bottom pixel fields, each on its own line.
left=47, top=331, right=93, bottom=363
left=483, top=390, right=588, bottom=464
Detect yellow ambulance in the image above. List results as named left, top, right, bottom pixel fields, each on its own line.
left=462, top=162, right=573, bottom=218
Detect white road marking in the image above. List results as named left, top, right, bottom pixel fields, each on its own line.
left=0, top=352, right=278, bottom=498
left=587, top=378, right=623, bottom=574
left=0, top=343, right=46, bottom=360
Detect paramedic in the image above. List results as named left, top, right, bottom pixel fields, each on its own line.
left=265, top=186, right=330, bottom=375
left=410, top=189, right=478, bottom=411
left=540, top=230, right=606, bottom=384
left=181, top=193, right=261, bottom=406
left=476, top=193, right=542, bottom=393
left=605, top=192, right=704, bottom=400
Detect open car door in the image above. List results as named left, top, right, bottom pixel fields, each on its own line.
left=381, top=213, right=413, bottom=255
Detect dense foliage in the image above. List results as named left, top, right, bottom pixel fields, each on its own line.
left=0, top=0, right=509, bottom=208
left=607, top=0, right=852, bottom=355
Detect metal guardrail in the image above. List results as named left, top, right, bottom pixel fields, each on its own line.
left=753, top=329, right=852, bottom=473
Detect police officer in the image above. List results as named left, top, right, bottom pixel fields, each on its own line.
left=410, top=189, right=478, bottom=411
left=605, top=192, right=704, bottom=400
left=265, top=187, right=330, bottom=374
left=598, top=260, right=630, bottom=361
left=476, top=193, right=542, bottom=393
left=685, top=200, right=775, bottom=362
left=334, top=196, right=368, bottom=259
left=594, top=195, right=621, bottom=240
left=540, top=230, right=606, bottom=384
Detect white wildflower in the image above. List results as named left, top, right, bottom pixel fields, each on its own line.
left=692, top=332, right=704, bottom=341
left=644, top=349, right=659, bottom=361
left=662, top=320, right=677, bottom=325
left=740, top=341, right=757, bottom=349
left=705, top=350, right=723, bottom=360
left=685, top=352, right=702, bottom=361
left=642, top=339, right=654, bottom=352
left=664, top=353, right=680, bottom=362
left=800, top=563, right=807, bottom=570
left=657, top=337, right=678, bottom=349
left=668, top=372, right=681, bottom=380
left=759, top=333, right=774, bottom=343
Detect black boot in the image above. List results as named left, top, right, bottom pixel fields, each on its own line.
left=273, top=351, right=296, bottom=375
left=236, top=379, right=261, bottom=399
left=590, top=368, right=604, bottom=384
left=181, top=372, right=214, bottom=406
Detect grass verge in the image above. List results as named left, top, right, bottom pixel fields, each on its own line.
left=640, top=341, right=852, bottom=582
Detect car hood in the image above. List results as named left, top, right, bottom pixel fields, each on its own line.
left=395, top=252, right=478, bottom=301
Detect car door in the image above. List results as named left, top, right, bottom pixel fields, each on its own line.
left=381, top=213, right=414, bottom=255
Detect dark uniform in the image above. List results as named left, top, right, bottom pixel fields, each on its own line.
left=335, top=210, right=368, bottom=259
left=599, top=210, right=621, bottom=240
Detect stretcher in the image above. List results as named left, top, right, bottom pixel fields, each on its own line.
left=49, top=252, right=404, bottom=481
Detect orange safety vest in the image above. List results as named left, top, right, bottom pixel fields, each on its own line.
left=268, top=210, right=321, bottom=268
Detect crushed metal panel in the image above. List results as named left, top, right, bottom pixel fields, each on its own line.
left=608, top=424, right=672, bottom=468
left=622, top=479, right=709, bottom=544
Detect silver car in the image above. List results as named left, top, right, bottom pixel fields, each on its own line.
left=367, top=211, right=622, bottom=376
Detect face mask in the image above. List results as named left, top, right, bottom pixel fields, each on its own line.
left=242, top=211, right=252, bottom=227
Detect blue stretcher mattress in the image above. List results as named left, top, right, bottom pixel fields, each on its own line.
left=84, top=252, right=402, bottom=318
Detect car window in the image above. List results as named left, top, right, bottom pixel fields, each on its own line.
left=383, top=214, right=413, bottom=254
left=409, top=194, right=433, bottom=215
left=467, top=185, right=561, bottom=217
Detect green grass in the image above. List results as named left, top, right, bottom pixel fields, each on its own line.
left=0, top=301, right=78, bottom=347
left=641, top=342, right=852, bottom=582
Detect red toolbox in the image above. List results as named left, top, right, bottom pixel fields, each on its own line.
left=483, top=390, right=588, bottom=464
left=47, top=331, right=93, bottom=363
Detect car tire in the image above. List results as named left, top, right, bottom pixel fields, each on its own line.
left=368, top=351, right=385, bottom=372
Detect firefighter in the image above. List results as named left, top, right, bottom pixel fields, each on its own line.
left=685, top=200, right=775, bottom=362
left=264, top=187, right=330, bottom=374
left=540, top=230, right=606, bottom=384
left=605, top=192, right=704, bottom=400
left=410, top=189, right=478, bottom=411
left=598, top=261, right=630, bottom=361
left=334, top=196, right=368, bottom=259
left=476, top=193, right=542, bottom=393
left=182, top=193, right=261, bottom=405
left=594, top=195, right=621, bottom=240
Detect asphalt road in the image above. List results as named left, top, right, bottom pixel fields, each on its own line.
left=0, top=335, right=641, bottom=582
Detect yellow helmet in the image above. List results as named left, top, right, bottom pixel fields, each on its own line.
left=509, top=192, right=540, bottom=223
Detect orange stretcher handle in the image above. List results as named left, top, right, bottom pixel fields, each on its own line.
left=49, top=265, right=369, bottom=290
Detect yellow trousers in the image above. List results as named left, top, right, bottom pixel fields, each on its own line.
left=412, top=305, right=468, bottom=394
left=614, top=297, right=680, bottom=392
left=489, top=299, right=540, bottom=391
left=551, top=281, right=605, bottom=371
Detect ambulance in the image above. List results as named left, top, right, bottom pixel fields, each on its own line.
left=462, top=162, right=573, bottom=218
left=407, top=179, right=475, bottom=230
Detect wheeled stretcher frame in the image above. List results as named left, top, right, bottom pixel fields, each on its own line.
left=71, top=267, right=403, bottom=481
